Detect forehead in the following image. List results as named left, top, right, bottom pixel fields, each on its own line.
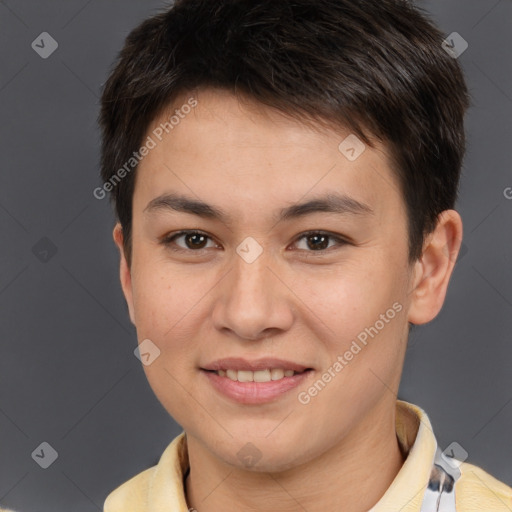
left=133, top=88, right=402, bottom=221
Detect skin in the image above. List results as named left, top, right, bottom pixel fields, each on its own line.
left=113, top=87, right=463, bottom=512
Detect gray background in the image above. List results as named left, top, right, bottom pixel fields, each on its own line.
left=0, top=1, right=511, bottom=511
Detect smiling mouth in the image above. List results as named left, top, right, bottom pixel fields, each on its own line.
left=203, top=368, right=313, bottom=383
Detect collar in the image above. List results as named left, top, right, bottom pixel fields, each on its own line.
left=368, top=400, right=438, bottom=511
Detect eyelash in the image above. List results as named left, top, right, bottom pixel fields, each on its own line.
left=159, top=230, right=349, bottom=256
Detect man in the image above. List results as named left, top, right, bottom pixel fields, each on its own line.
left=98, top=0, right=512, bottom=510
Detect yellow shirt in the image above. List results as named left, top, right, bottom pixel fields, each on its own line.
left=103, top=400, right=512, bottom=512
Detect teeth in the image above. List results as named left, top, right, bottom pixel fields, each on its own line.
left=271, top=368, right=284, bottom=380
left=215, top=368, right=303, bottom=382
left=237, top=370, right=253, bottom=382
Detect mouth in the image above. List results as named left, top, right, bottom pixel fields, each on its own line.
left=200, top=359, right=314, bottom=404
left=200, top=357, right=314, bottom=404
left=202, top=367, right=313, bottom=383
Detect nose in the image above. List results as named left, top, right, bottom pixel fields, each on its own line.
left=211, top=243, right=294, bottom=341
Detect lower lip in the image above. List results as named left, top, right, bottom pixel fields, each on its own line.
left=201, top=369, right=313, bottom=404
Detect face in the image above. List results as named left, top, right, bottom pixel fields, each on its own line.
left=115, top=87, right=422, bottom=472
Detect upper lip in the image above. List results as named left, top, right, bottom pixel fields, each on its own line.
left=201, top=357, right=312, bottom=372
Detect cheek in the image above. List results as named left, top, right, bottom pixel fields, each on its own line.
left=302, top=258, right=408, bottom=376
left=130, top=260, right=217, bottom=377
left=131, top=265, right=203, bottom=417
left=298, top=261, right=394, bottom=332
left=131, top=258, right=198, bottom=335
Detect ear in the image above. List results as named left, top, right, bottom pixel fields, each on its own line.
left=113, top=223, right=136, bottom=326
left=407, top=210, right=463, bottom=325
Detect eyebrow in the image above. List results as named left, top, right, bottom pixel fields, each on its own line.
left=143, top=192, right=374, bottom=224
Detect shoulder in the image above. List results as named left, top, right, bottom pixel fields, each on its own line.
left=103, top=466, right=156, bottom=512
left=456, top=461, right=512, bottom=511
left=103, top=432, right=187, bottom=512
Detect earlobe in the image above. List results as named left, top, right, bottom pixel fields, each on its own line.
left=407, top=210, right=463, bottom=325
left=112, top=223, right=136, bottom=326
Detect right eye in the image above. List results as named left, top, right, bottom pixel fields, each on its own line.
left=159, top=230, right=220, bottom=252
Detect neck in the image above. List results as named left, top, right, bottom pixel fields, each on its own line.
left=185, top=398, right=406, bottom=512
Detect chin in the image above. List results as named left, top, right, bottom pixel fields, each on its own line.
left=213, top=433, right=312, bottom=473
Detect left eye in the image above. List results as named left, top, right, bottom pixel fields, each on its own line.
left=160, top=230, right=347, bottom=253
left=293, top=231, right=347, bottom=252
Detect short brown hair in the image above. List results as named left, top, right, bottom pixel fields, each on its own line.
left=99, top=0, right=470, bottom=267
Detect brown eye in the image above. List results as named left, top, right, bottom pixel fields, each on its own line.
left=183, top=232, right=208, bottom=249
left=160, top=230, right=216, bottom=251
left=305, top=233, right=330, bottom=250
left=293, top=231, right=347, bottom=253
